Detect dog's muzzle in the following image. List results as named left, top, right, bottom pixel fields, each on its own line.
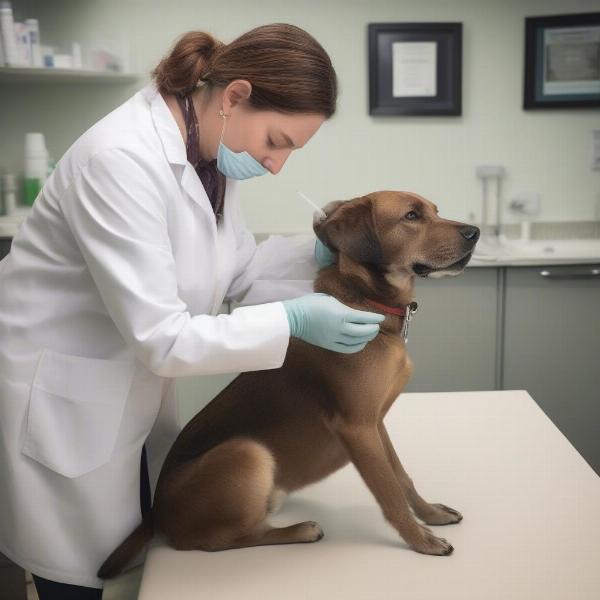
left=412, top=250, right=474, bottom=277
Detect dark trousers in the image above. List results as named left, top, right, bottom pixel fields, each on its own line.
left=32, top=444, right=152, bottom=600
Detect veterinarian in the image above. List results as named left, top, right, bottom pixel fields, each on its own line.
left=0, top=23, right=385, bottom=599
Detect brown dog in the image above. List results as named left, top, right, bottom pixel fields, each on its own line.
left=98, top=190, right=479, bottom=579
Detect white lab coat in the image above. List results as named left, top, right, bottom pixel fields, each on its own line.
left=0, top=83, right=317, bottom=588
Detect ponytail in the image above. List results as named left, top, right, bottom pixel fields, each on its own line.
left=152, top=31, right=224, bottom=96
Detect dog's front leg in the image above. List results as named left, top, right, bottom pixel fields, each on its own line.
left=377, top=421, right=463, bottom=526
left=336, top=423, right=453, bottom=556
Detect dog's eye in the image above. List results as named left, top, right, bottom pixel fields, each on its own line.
left=405, top=211, right=419, bottom=220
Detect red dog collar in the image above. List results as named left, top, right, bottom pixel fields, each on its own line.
left=365, top=299, right=418, bottom=316
left=364, top=299, right=419, bottom=343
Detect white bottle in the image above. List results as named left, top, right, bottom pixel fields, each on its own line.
left=0, top=1, right=18, bottom=66
left=3, top=173, right=17, bottom=216
left=24, top=133, right=48, bottom=206
left=0, top=16, right=5, bottom=65
left=13, top=21, right=31, bottom=66
left=26, top=18, right=42, bottom=67
left=72, top=41, right=82, bottom=69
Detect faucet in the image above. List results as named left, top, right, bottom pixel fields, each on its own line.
left=476, top=165, right=506, bottom=245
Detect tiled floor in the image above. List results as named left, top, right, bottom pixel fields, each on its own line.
left=25, top=566, right=144, bottom=599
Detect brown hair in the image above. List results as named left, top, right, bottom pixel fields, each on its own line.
left=152, top=23, right=337, bottom=118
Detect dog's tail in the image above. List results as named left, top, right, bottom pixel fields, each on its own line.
left=97, top=514, right=154, bottom=580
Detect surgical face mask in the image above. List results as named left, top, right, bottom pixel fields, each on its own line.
left=216, top=109, right=269, bottom=180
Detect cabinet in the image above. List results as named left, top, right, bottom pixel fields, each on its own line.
left=404, top=262, right=600, bottom=476
left=502, top=264, right=600, bottom=475
left=403, top=267, right=499, bottom=392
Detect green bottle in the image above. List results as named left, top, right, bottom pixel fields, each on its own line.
left=24, top=177, right=41, bottom=206
left=24, top=132, right=49, bottom=206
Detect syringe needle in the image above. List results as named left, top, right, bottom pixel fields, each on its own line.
left=297, top=191, right=327, bottom=219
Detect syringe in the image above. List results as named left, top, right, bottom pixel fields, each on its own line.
left=296, top=191, right=327, bottom=221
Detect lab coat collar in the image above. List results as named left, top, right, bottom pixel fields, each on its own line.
left=140, top=83, right=232, bottom=231
left=140, top=83, right=187, bottom=167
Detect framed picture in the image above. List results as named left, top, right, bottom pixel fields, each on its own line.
left=368, top=22, right=462, bottom=116
left=524, top=12, right=600, bottom=109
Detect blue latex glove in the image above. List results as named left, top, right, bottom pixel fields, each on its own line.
left=282, top=293, right=385, bottom=354
left=314, top=237, right=337, bottom=267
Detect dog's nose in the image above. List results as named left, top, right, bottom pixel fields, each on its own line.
left=459, top=226, right=480, bottom=241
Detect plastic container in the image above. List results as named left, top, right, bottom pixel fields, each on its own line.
left=41, top=44, right=54, bottom=67
left=53, top=53, right=72, bottom=69
left=0, top=16, right=4, bottom=65
left=3, top=173, right=17, bottom=216
left=72, top=42, right=82, bottom=69
left=25, top=18, right=42, bottom=67
left=13, top=21, right=31, bottom=65
left=0, top=1, right=18, bottom=66
left=24, top=133, right=48, bottom=206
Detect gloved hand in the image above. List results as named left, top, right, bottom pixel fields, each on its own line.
left=282, top=293, right=385, bottom=354
left=314, top=237, right=337, bottom=267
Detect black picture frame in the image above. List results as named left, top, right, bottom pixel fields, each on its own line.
left=524, top=12, right=600, bottom=109
left=368, top=22, right=462, bottom=116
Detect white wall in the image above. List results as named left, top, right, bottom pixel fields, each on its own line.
left=2, top=0, right=599, bottom=233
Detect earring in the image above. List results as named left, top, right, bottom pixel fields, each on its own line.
left=219, top=108, right=230, bottom=118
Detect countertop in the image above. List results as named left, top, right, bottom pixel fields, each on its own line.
left=131, top=389, right=600, bottom=600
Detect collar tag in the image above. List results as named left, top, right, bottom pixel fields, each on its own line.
left=401, top=301, right=419, bottom=344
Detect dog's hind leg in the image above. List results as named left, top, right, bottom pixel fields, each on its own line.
left=164, top=437, right=323, bottom=552
left=220, top=519, right=324, bottom=550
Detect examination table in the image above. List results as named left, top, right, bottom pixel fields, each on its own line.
left=129, top=390, right=600, bottom=599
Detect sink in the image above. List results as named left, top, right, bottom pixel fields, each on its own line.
left=471, top=236, right=600, bottom=264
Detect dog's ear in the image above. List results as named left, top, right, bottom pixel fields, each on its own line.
left=313, top=196, right=383, bottom=265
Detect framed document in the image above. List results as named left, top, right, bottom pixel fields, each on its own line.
left=524, top=12, right=600, bottom=109
left=368, top=22, right=462, bottom=116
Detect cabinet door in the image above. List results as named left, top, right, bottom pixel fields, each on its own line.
left=404, top=267, right=498, bottom=393
left=503, top=264, right=600, bottom=476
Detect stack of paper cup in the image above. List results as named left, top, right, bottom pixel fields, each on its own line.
left=24, top=132, right=48, bottom=206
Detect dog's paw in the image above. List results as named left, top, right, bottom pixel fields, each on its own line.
left=297, top=520, right=324, bottom=543
left=408, top=524, right=454, bottom=556
left=418, top=503, right=463, bottom=526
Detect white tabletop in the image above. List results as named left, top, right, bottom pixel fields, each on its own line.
left=135, top=390, right=600, bottom=599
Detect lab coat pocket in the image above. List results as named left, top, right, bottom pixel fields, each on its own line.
left=21, top=348, right=135, bottom=478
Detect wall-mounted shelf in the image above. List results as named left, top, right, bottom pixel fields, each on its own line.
left=0, top=66, right=140, bottom=84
